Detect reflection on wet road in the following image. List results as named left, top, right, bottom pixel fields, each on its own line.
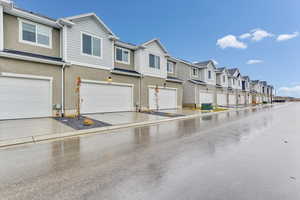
left=1, top=103, right=300, bottom=200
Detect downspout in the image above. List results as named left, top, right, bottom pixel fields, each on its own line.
left=61, top=64, right=66, bottom=116
left=139, top=74, right=142, bottom=112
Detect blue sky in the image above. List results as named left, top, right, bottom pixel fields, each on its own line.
left=14, top=0, right=300, bottom=97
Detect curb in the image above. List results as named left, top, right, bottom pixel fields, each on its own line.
left=0, top=103, right=280, bottom=148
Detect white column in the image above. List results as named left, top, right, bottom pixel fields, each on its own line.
left=0, top=5, right=3, bottom=51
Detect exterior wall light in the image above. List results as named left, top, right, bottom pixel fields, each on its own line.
left=107, top=76, right=112, bottom=82
left=163, top=83, right=167, bottom=88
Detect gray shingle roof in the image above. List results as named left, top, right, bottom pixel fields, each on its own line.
left=194, top=60, right=213, bottom=66
left=227, top=68, right=238, bottom=76
left=14, top=7, right=57, bottom=22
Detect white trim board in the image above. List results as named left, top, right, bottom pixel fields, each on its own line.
left=70, top=61, right=111, bottom=70
left=81, top=79, right=134, bottom=87
left=1, top=72, right=53, bottom=81
left=0, top=51, right=65, bottom=66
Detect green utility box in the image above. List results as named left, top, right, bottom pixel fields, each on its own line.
left=262, top=101, right=268, bottom=104
left=201, top=103, right=213, bottom=110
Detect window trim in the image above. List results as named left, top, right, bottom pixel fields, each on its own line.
left=18, top=18, right=52, bottom=49
left=81, top=31, right=103, bottom=59
left=149, top=53, right=160, bottom=69
left=115, top=46, right=130, bottom=64
left=167, top=61, right=174, bottom=73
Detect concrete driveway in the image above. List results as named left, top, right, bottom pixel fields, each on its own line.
left=0, top=118, right=74, bottom=141
left=85, top=111, right=168, bottom=125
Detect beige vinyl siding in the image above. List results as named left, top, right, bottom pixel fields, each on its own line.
left=114, top=45, right=135, bottom=71
left=0, top=57, right=62, bottom=115
left=3, top=13, right=61, bottom=58
left=64, top=65, right=140, bottom=114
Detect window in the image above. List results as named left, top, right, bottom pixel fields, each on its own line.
left=208, top=70, right=212, bottom=79
left=223, top=75, right=226, bottom=83
left=192, top=67, right=198, bottom=76
left=20, top=20, right=51, bottom=48
left=167, top=62, right=174, bottom=73
left=115, top=47, right=130, bottom=64
left=149, top=54, right=160, bottom=69
left=82, top=33, right=102, bottom=57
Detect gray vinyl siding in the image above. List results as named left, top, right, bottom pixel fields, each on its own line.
left=167, top=60, right=177, bottom=78
left=66, top=17, right=113, bottom=69
left=176, top=61, right=191, bottom=81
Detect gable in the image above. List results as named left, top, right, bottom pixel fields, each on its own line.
left=70, top=16, right=111, bottom=37
left=207, top=62, right=216, bottom=70
left=144, top=40, right=167, bottom=55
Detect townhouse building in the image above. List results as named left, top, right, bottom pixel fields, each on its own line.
left=0, top=1, right=65, bottom=120
left=227, top=68, right=242, bottom=106
left=0, top=1, right=183, bottom=120
left=177, top=60, right=217, bottom=108
left=0, top=0, right=274, bottom=120
left=241, top=76, right=251, bottom=105
left=215, top=67, right=229, bottom=106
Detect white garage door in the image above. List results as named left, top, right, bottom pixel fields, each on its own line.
left=0, top=75, right=52, bottom=120
left=81, top=81, right=133, bottom=114
left=217, top=93, right=227, bottom=106
left=149, top=87, right=177, bottom=110
left=199, top=91, right=213, bottom=104
left=229, top=94, right=236, bottom=105
left=240, top=95, right=245, bottom=104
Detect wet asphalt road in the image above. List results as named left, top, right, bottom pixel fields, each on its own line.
left=0, top=103, right=300, bottom=200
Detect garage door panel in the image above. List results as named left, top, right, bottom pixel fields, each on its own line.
left=149, top=88, right=177, bottom=110
left=0, top=76, right=52, bottom=120
left=229, top=94, right=236, bottom=105
left=240, top=95, right=245, bottom=104
left=81, top=82, right=133, bottom=114
left=199, top=91, right=213, bottom=104
left=217, top=93, right=227, bottom=106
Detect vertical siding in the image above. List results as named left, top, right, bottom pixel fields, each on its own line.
left=66, top=17, right=113, bottom=69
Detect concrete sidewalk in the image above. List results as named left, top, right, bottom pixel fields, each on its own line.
left=0, top=105, right=277, bottom=148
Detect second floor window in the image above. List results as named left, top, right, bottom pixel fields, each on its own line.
left=116, top=47, right=129, bottom=64
left=192, top=68, right=198, bottom=76
left=208, top=70, right=212, bottom=79
left=167, top=62, right=174, bottom=73
left=20, top=20, right=51, bottom=48
left=149, top=54, right=160, bottom=69
left=82, top=33, right=102, bottom=57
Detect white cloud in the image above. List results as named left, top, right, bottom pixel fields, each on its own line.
left=250, top=29, right=273, bottom=41
left=216, top=35, right=247, bottom=49
left=276, top=32, right=299, bottom=41
left=246, top=59, right=263, bottom=64
left=278, top=85, right=300, bottom=97
left=239, top=33, right=251, bottom=39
